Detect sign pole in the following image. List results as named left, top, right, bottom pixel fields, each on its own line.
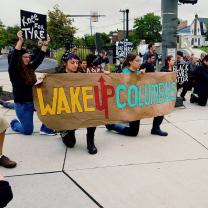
left=161, top=0, right=178, bottom=64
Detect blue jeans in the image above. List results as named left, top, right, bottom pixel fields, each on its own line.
left=106, top=116, right=164, bottom=136
left=11, top=102, right=51, bottom=135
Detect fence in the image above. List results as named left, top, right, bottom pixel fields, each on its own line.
left=66, top=44, right=115, bottom=62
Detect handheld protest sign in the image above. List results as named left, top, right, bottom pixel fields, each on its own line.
left=173, top=64, right=189, bottom=85
left=20, top=10, right=47, bottom=40
left=115, top=40, right=133, bottom=58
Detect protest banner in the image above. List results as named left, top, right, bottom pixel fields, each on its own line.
left=173, top=64, right=189, bottom=84
left=20, top=10, right=47, bottom=40
left=33, top=72, right=177, bottom=131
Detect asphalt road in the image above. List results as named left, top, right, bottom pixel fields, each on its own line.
left=0, top=55, right=57, bottom=72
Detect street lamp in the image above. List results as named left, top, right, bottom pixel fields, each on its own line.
left=178, top=0, right=198, bottom=4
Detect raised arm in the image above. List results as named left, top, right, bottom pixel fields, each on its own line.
left=8, top=31, right=24, bottom=70
left=41, top=34, right=50, bottom=52
left=31, top=35, right=50, bottom=70
left=15, top=31, right=24, bottom=50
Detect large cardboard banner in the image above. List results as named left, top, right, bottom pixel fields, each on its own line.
left=33, top=72, right=177, bottom=131
left=20, top=10, right=47, bottom=40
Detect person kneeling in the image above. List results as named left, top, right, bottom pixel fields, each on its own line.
left=58, top=53, right=97, bottom=154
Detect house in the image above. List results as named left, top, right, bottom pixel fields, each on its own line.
left=109, top=30, right=133, bottom=44
left=177, top=14, right=208, bottom=48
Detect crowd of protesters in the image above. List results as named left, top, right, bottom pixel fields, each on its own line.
left=1, top=33, right=208, bottom=206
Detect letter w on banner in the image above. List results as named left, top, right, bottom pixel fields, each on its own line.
left=33, top=73, right=177, bottom=131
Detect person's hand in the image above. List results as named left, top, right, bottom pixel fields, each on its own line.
left=35, top=73, right=47, bottom=85
left=37, top=40, right=43, bottom=47
left=17, top=30, right=23, bottom=42
left=104, top=70, right=111, bottom=75
left=140, top=69, right=145, bottom=74
left=42, top=34, right=50, bottom=46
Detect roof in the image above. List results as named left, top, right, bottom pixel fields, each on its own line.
left=177, top=26, right=191, bottom=35
left=198, top=18, right=208, bottom=26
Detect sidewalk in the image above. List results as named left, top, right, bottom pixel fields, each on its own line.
left=1, top=71, right=208, bottom=208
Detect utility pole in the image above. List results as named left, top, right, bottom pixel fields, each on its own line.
left=67, top=14, right=105, bottom=36
left=120, top=9, right=126, bottom=38
left=126, top=9, right=129, bottom=40
left=90, top=18, right=93, bottom=36
left=161, top=0, right=178, bottom=65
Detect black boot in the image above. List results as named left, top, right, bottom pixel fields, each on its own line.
left=87, top=135, right=97, bottom=155
left=60, top=130, right=76, bottom=148
left=151, top=128, right=168, bottom=136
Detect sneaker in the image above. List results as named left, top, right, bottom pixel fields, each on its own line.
left=40, top=129, right=57, bottom=136
left=0, top=155, right=17, bottom=168
left=151, top=128, right=168, bottom=136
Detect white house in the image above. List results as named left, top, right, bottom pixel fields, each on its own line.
left=177, top=14, right=208, bottom=48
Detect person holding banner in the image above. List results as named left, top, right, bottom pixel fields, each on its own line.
left=140, top=54, right=155, bottom=72
left=8, top=31, right=56, bottom=136
left=59, top=53, right=98, bottom=154
left=160, top=55, right=175, bottom=72
left=106, top=53, right=168, bottom=137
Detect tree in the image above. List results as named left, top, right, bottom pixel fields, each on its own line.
left=0, top=20, right=7, bottom=51
left=5, top=25, right=20, bottom=46
left=47, top=5, right=76, bottom=49
left=82, top=34, right=95, bottom=45
left=99, top=33, right=111, bottom=46
left=133, top=13, right=162, bottom=44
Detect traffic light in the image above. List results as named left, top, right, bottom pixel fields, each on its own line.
left=178, top=0, right=198, bottom=4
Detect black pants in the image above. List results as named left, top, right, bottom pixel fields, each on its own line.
left=177, top=81, right=193, bottom=98
left=106, top=116, right=164, bottom=137
left=0, top=180, right=13, bottom=208
left=66, top=127, right=96, bottom=138
left=191, top=94, right=208, bottom=106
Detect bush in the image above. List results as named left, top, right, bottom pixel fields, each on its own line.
left=54, top=48, right=65, bottom=67
left=199, top=47, right=208, bottom=53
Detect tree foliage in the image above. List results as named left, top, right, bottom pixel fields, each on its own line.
left=73, top=33, right=111, bottom=46
left=47, top=5, right=76, bottom=49
left=133, top=13, right=162, bottom=44
left=0, top=21, right=20, bottom=52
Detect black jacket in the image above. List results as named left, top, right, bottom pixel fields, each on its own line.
left=140, top=62, right=155, bottom=73
left=193, top=63, right=208, bottom=96
left=8, top=49, right=46, bottom=103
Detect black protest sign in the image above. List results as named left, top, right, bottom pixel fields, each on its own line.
left=173, top=64, right=188, bottom=84
left=20, top=10, right=47, bottom=40
left=115, top=40, right=133, bottom=58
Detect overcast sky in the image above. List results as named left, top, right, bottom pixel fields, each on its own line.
left=0, top=0, right=207, bottom=37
